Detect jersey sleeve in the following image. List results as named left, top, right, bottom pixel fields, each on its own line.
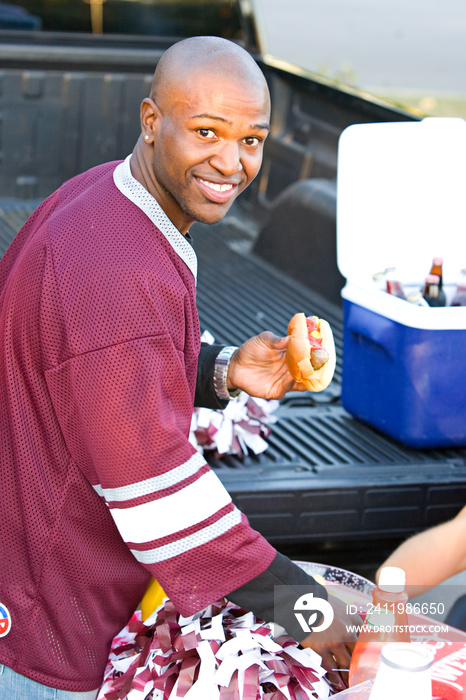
left=227, top=550, right=329, bottom=642
left=44, top=332, right=277, bottom=616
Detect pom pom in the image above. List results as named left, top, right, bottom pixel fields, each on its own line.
left=190, top=331, right=279, bottom=458
left=98, top=598, right=334, bottom=700
left=190, top=393, right=279, bottom=458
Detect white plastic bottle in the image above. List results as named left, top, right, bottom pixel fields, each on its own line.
left=349, top=566, right=410, bottom=686
left=369, top=642, right=433, bottom=700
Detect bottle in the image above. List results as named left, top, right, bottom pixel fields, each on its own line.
left=429, top=257, right=447, bottom=306
left=422, top=274, right=444, bottom=307
left=451, top=268, right=466, bottom=306
left=368, top=642, right=433, bottom=700
left=348, top=566, right=410, bottom=687
left=140, top=578, right=167, bottom=621
left=386, top=279, right=406, bottom=300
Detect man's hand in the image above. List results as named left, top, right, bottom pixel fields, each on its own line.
left=226, top=332, right=306, bottom=400
left=300, top=595, right=362, bottom=689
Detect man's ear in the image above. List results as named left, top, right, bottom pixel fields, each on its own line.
left=140, top=98, right=160, bottom=144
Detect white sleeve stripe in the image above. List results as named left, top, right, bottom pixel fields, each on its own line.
left=93, top=483, right=104, bottom=498
left=109, top=470, right=232, bottom=544
left=92, top=451, right=206, bottom=502
left=130, top=508, right=243, bottom=564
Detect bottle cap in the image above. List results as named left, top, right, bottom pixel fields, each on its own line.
left=378, top=566, right=406, bottom=592
left=432, top=257, right=444, bottom=266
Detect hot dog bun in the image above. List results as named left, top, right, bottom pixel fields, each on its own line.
left=286, top=312, right=336, bottom=392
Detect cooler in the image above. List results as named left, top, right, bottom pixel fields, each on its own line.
left=336, top=117, right=466, bottom=448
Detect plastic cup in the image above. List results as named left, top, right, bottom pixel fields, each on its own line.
left=369, top=643, right=434, bottom=700
left=320, top=680, right=374, bottom=698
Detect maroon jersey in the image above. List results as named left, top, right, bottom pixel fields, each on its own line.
left=0, top=158, right=275, bottom=691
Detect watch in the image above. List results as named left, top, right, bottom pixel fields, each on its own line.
left=213, top=346, right=241, bottom=401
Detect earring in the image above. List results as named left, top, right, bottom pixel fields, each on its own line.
left=144, top=135, right=150, bottom=141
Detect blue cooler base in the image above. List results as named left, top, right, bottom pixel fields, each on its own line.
left=341, top=299, right=466, bottom=449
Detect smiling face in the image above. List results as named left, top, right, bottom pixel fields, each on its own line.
left=135, top=48, right=270, bottom=234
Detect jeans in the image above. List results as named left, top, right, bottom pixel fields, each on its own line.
left=0, top=664, right=99, bottom=699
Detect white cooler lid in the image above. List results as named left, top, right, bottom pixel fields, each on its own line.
left=336, top=117, right=466, bottom=330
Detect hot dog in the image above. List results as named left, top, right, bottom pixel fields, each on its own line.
left=286, top=312, right=336, bottom=392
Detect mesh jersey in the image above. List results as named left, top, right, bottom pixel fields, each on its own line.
left=0, top=157, right=276, bottom=692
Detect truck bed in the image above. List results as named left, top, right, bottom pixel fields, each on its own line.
left=2, top=199, right=465, bottom=575
left=193, top=220, right=466, bottom=545
left=1, top=34, right=465, bottom=576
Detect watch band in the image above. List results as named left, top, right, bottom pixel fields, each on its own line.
left=213, top=346, right=241, bottom=401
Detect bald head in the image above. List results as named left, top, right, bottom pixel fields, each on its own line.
left=150, top=36, right=268, bottom=106
left=132, top=35, right=270, bottom=234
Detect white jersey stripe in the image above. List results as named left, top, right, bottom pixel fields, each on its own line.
left=109, top=470, right=232, bottom=544
left=92, top=451, right=206, bottom=503
left=131, top=508, right=242, bottom=564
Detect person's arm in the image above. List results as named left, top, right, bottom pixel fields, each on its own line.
left=50, top=335, right=282, bottom=605
left=228, top=551, right=360, bottom=687
left=376, top=505, right=466, bottom=597
left=58, top=335, right=357, bottom=678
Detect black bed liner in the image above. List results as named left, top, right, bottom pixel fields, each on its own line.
left=2, top=200, right=465, bottom=559
left=192, top=219, right=466, bottom=543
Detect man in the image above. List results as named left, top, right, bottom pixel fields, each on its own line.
left=0, top=36, right=358, bottom=699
